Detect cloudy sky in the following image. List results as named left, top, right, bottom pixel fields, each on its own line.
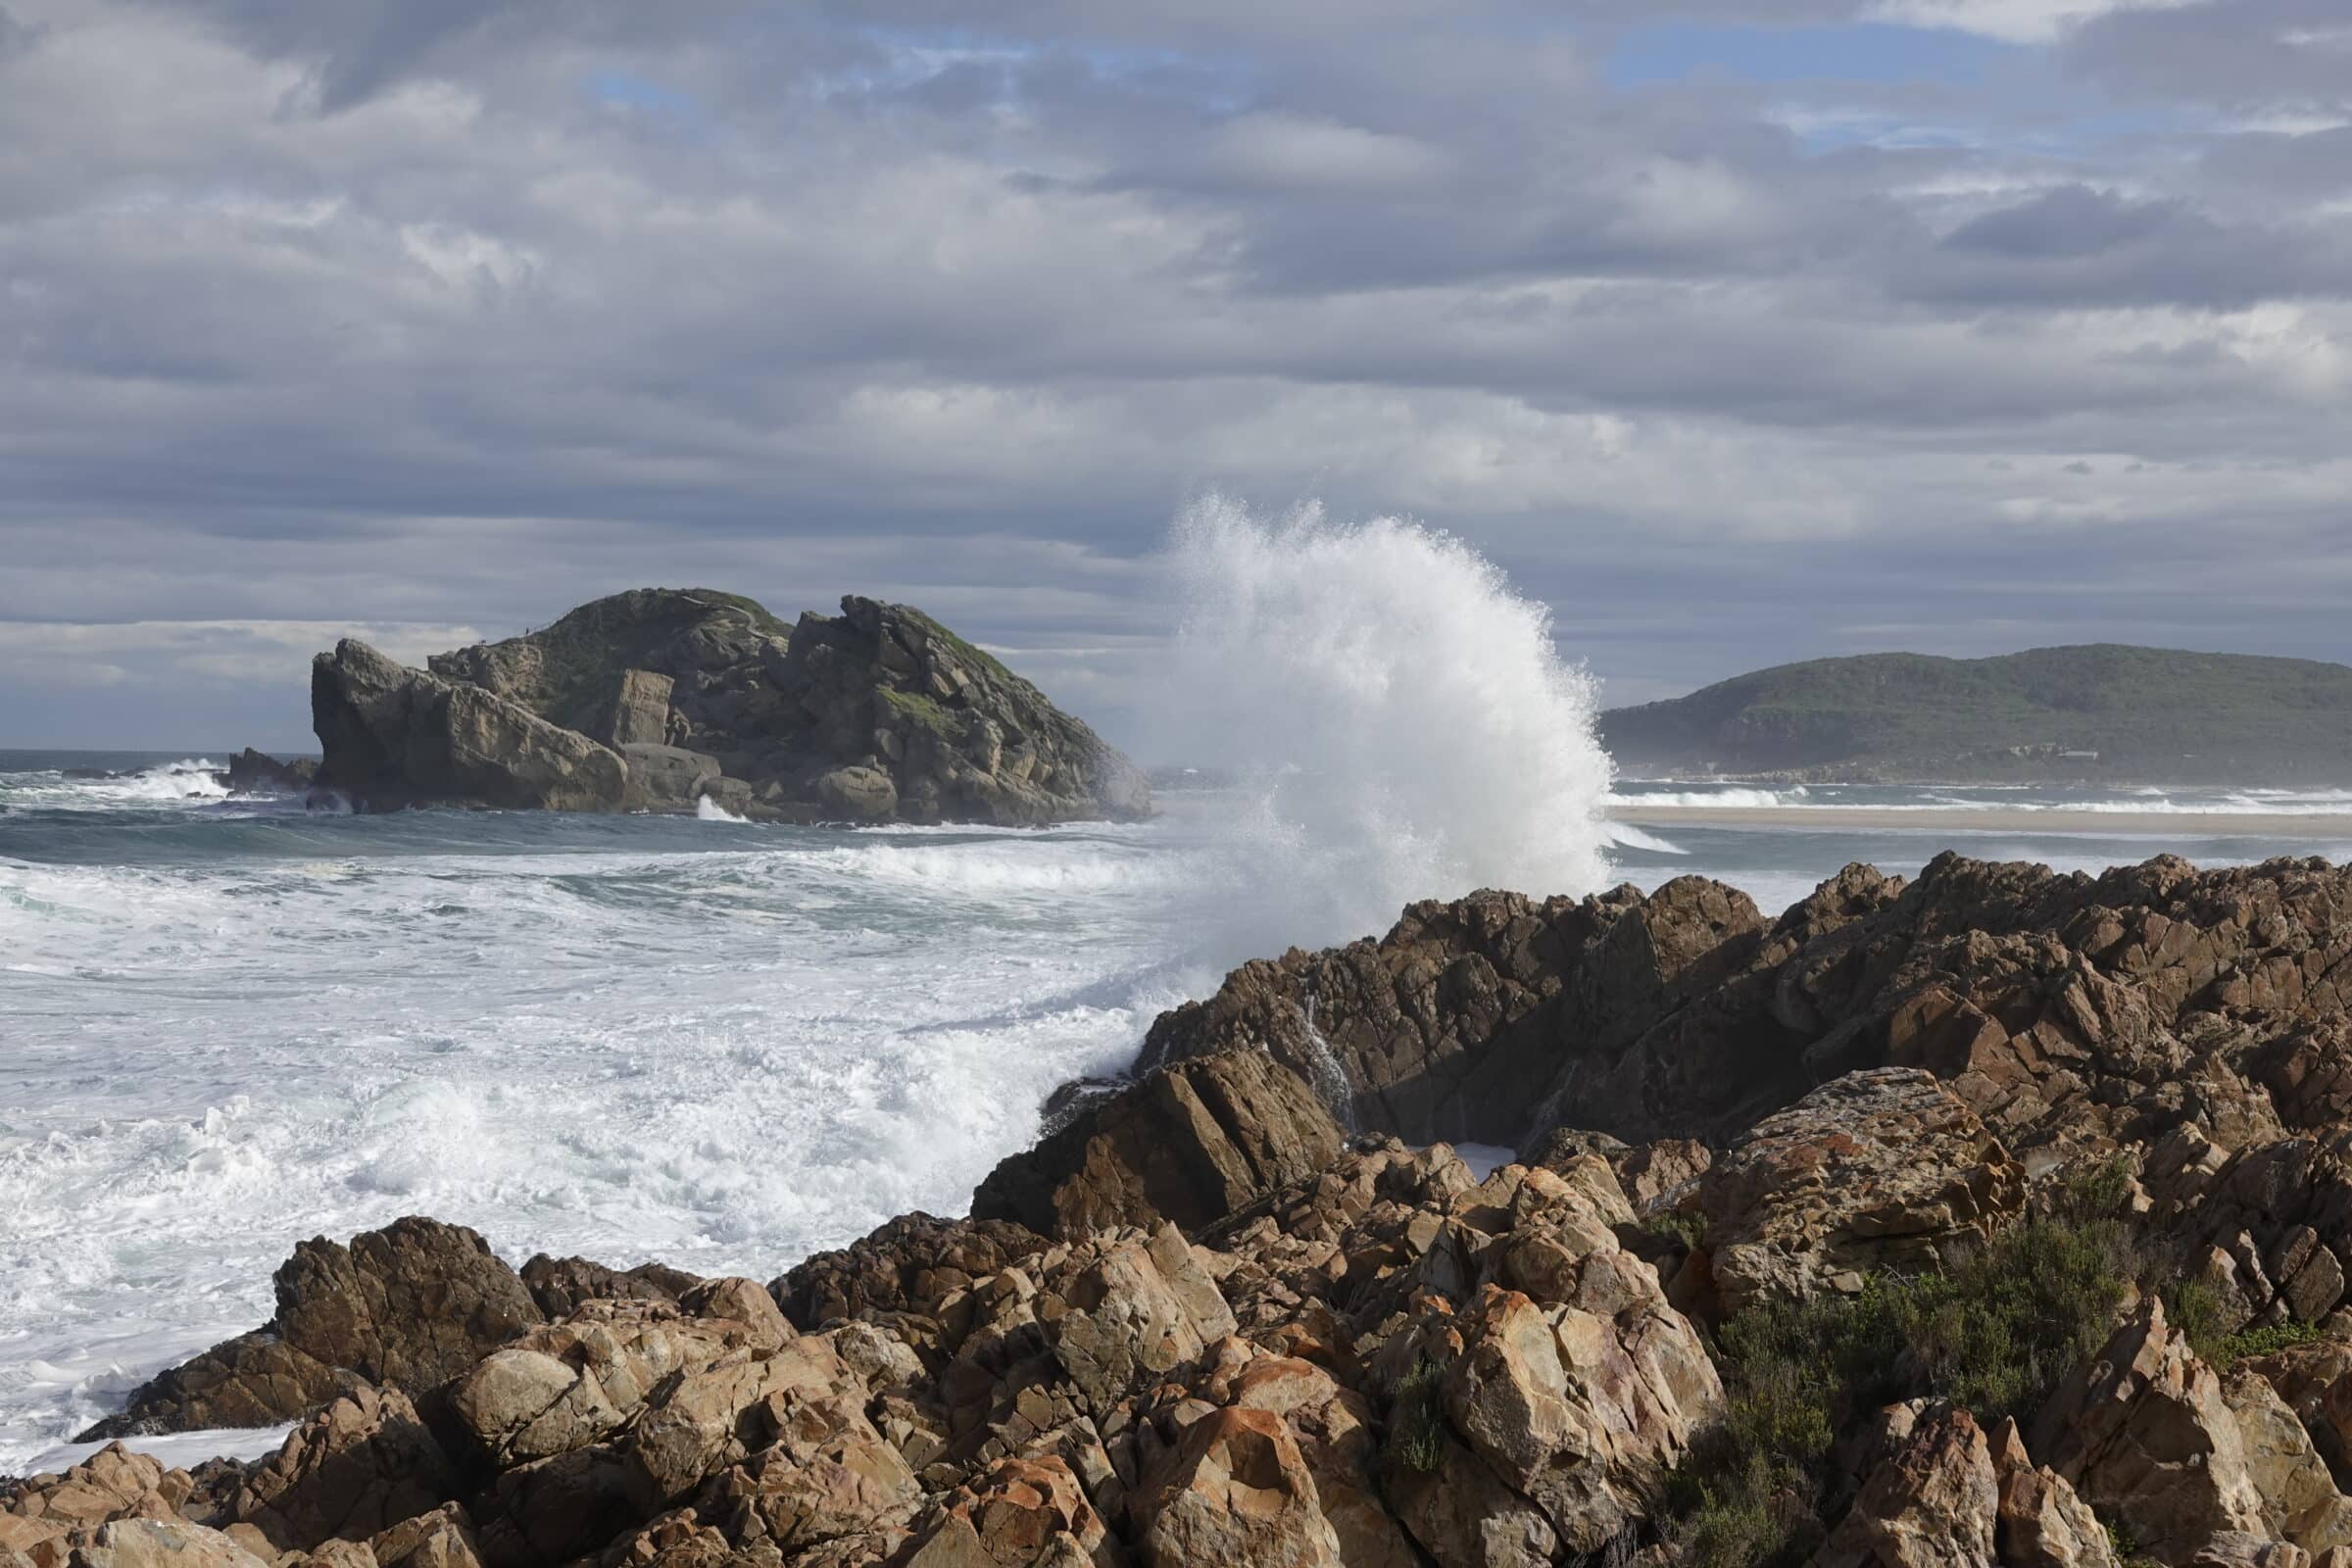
left=2, top=0, right=2347, bottom=751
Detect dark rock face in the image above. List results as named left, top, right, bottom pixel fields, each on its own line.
left=312, top=588, right=1149, bottom=826
left=311, top=639, right=628, bottom=812
left=220, top=749, right=315, bottom=794
left=971, top=1049, right=1348, bottom=1240
left=771, top=1213, right=1050, bottom=1332
left=1133, top=854, right=2352, bottom=1161
left=82, top=1218, right=543, bottom=1441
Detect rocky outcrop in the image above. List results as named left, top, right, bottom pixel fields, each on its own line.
left=310, top=588, right=1151, bottom=826
left=1692, top=1067, right=2027, bottom=1315
left=1130, top=853, right=2352, bottom=1164
left=83, top=1217, right=543, bottom=1440
left=1816, top=1403, right=2001, bottom=1568
left=971, top=1051, right=1347, bottom=1240
left=53, top=853, right=2352, bottom=1568
left=312, top=639, right=628, bottom=812
left=2032, top=1299, right=2273, bottom=1563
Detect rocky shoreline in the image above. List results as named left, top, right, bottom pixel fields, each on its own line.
left=19, top=852, right=2352, bottom=1566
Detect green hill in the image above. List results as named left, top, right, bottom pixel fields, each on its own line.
left=1599, top=644, right=2352, bottom=783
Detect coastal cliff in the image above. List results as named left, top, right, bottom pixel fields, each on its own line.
left=308, top=589, right=1151, bottom=827
left=26, top=854, right=2352, bottom=1566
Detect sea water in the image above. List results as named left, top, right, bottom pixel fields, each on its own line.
left=7, top=504, right=2351, bottom=1470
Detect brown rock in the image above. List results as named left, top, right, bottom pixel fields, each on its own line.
left=518, top=1254, right=700, bottom=1319
left=1699, top=1067, right=2027, bottom=1315
left=1131, top=1405, right=1342, bottom=1568
left=60, top=1520, right=270, bottom=1568
left=1815, top=1404, right=2000, bottom=1568
left=2032, top=1299, right=2272, bottom=1562
left=232, top=1386, right=456, bottom=1552
left=971, top=1052, right=1345, bottom=1240
left=367, top=1504, right=484, bottom=1568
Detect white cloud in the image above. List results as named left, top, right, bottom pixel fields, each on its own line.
left=1863, top=0, right=2199, bottom=45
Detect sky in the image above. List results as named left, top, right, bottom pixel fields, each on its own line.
left=2, top=0, right=2349, bottom=751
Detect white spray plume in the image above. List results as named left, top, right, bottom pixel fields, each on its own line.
left=1150, top=495, right=1616, bottom=952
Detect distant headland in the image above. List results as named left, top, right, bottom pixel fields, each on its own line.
left=1601, top=643, right=2352, bottom=785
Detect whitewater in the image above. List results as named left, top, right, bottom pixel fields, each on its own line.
left=6, top=501, right=2350, bottom=1473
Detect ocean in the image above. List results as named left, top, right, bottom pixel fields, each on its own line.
left=8, top=751, right=2352, bottom=1472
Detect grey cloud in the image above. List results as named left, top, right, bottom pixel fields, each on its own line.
left=6, top=0, right=2352, bottom=748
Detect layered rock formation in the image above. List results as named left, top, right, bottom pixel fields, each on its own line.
left=308, top=590, right=1150, bottom=826
left=42, top=854, right=2352, bottom=1568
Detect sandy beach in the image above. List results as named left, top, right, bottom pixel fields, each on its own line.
left=1609, top=805, right=2352, bottom=838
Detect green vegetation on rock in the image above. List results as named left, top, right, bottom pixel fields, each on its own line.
left=877, top=686, right=962, bottom=738
left=1663, top=1166, right=2140, bottom=1567
left=1601, top=643, right=2352, bottom=783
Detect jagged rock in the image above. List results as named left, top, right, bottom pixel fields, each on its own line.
left=1815, top=1403, right=2000, bottom=1568
left=2033, top=1298, right=2272, bottom=1562
left=600, top=670, right=676, bottom=748
left=271, top=1218, right=545, bottom=1394
left=519, top=1254, right=702, bottom=1319
left=471, top=1443, right=639, bottom=1568
left=222, top=749, right=314, bottom=794
left=893, top=1454, right=1120, bottom=1567
left=59, top=1520, right=270, bottom=1568
left=1695, top=1067, right=2028, bottom=1315
left=232, top=1386, right=456, bottom=1551
left=773, top=1214, right=1050, bottom=1333
left=368, top=1503, right=484, bottom=1568
left=313, top=639, right=628, bottom=811
left=702, top=1389, right=921, bottom=1556
left=1130, top=1405, right=1342, bottom=1568
left=1111, top=854, right=2352, bottom=1168
left=1032, top=1225, right=1237, bottom=1416
left=1989, top=1413, right=2118, bottom=1568
left=812, top=767, right=897, bottom=822
left=2226, top=1367, right=2352, bottom=1552
left=395, top=589, right=1149, bottom=826
left=448, top=1298, right=774, bottom=1471
left=623, top=1336, right=877, bottom=1509
left=621, top=745, right=724, bottom=810
left=1439, top=1277, right=1719, bottom=1557
left=0, top=1446, right=195, bottom=1567
left=85, top=1218, right=544, bottom=1440
left=971, top=1051, right=1346, bottom=1239
left=76, top=1331, right=363, bottom=1440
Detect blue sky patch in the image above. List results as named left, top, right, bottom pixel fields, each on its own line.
left=1606, top=22, right=2022, bottom=88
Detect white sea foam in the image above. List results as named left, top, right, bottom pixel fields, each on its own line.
left=696, top=796, right=752, bottom=823
left=1148, top=496, right=1617, bottom=955
left=1611, top=786, right=1807, bottom=808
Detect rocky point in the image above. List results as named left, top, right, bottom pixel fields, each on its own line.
left=25, top=853, right=2352, bottom=1566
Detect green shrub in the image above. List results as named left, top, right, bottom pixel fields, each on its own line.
left=1657, top=1166, right=2139, bottom=1566
left=1384, top=1356, right=1447, bottom=1474
left=1633, top=1210, right=1708, bottom=1251
left=2213, top=1316, right=2326, bottom=1367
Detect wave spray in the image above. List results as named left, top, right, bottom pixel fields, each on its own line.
left=1149, top=495, right=1617, bottom=954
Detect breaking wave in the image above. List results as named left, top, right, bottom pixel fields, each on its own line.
left=1148, top=496, right=1616, bottom=955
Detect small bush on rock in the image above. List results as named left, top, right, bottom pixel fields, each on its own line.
left=1659, top=1166, right=2139, bottom=1567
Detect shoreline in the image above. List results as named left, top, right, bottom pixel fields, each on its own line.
left=1609, top=804, right=2352, bottom=837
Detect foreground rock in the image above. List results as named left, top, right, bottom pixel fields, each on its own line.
left=49, top=855, right=2352, bottom=1568
left=82, top=1217, right=541, bottom=1440
left=312, top=588, right=1151, bottom=826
